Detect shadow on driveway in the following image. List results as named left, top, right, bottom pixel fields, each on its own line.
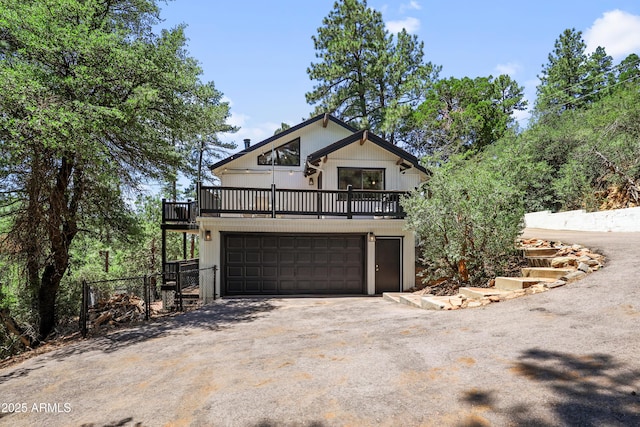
left=48, top=298, right=278, bottom=359
left=511, top=348, right=640, bottom=426
left=0, top=364, right=44, bottom=386
left=460, top=348, right=640, bottom=426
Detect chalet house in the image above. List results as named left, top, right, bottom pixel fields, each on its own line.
left=162, top=113, right=428, bottom=302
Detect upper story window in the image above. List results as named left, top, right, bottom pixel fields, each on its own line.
left=338, top=168, right=384, bottom=190
left=257, top=138, right=300, bottom=166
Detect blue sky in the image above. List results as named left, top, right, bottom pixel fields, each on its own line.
left=158, top=0, right=640, bottom=150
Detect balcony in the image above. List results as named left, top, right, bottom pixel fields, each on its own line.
left=197, top=185, right=407, bottom=219
left=162, top=199, right=197, bottom=223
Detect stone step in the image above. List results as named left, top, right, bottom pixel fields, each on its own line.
left=521, top=267, right=575, bottom=279
left=421, top=296, right=452, bottom=310
left=525, top=256, right=554, bottom=267
left=398, top=294, right=423, bottom=308
left=495, top=276, right=556, bottom=291
left=382, top=292, right=402, bottom=303
left=521, top=247, right=558, bottom=257
left=459, top=287, right=513, bottom=300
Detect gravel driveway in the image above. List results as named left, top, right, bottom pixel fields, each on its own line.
left=1, top=229, right=639, bottom=426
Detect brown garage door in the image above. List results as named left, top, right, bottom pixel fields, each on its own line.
left=223, top=233, right=365, bottom=295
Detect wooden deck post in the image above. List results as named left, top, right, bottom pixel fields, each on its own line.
left=182, top=232, right=187, bottom=260
left=271, top=183, right=276, bottom=218
left=161, top=228, right=166, bottom=279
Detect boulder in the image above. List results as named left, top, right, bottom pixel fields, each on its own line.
left=551, top=256, right=578, bottom=268
left=577, top=262, right=591, bottom=273
left=561, top=270, right=587, bottom=283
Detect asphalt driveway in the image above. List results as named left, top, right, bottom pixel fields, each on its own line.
left=1, top=229, right=639, bottom=426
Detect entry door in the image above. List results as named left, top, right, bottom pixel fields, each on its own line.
left=375, top=238, right=401, bottom=293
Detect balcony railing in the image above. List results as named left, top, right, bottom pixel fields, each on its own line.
left=162, top=199, right=197, bottom=223
left=198, top=185, right=407, bottom=219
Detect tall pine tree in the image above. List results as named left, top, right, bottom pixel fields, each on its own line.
left=535, top=28, right=588, bottom=114
left=0, top=0, right=234, bottom=339
left=306, top=0, right=439, bottom=143
left=535, top=28, right=614, bottom=117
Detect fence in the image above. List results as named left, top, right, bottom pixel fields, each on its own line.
left=79, top=274, right=157, bottom=338
left=79, top=266, right=218, bottom=337
left=165, top=265, right=217, bottom=312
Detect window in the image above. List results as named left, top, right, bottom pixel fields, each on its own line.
left=257, top=138, right=300, bottom=166
left=338, top=168, right=384, bottom=190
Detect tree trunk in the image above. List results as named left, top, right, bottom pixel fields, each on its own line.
left=38, top=266, right=61, bottom=339
left=32, top=153, right=81, bottom=339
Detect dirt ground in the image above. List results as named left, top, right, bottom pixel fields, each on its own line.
left=1, top=229, right=639, bottom=426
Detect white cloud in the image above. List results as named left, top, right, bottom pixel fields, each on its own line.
left=386, top=17, right=420, bottom=34
left=238, top=122, right=281, bottom=144
left=227, top=111, right=248, bottom=128
left=221, top=95, right=234, bottom=107
left=525, top=77, right=540, bottom=94
left=219, top=113, right=282, bottom=151
left=512, top=108, right=531, bottom=128
left=399, top=1, right=421, bottom=13
left=510, top=78, right=540, bottom=128
left=494, top=62, right=522, bottom=76
left=584, top=10, right=640, bottom=60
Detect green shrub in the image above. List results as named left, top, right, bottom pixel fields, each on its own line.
left=403, top=151, right=525, bottom=287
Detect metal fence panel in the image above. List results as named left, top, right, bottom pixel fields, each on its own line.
left=79, top=275, right=158, bottom=338
left=80, top=266, right=218, bottom=337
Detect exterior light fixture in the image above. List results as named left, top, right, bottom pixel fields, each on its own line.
left=204, top=230, right=212, bottom=241
left=309, top=177, right=314, bottom=186
left=367, top=232, right=376, bottom=242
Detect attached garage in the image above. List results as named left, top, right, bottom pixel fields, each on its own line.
left=222, top=233, right=365, bottom=295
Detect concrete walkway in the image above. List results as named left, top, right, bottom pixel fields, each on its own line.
left=0, top=229, right=639, bottom=426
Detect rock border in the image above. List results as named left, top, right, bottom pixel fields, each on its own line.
left=385, top=238, right=606, bottom=311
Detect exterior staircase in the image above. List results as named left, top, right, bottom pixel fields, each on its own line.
left=384, top=239, right=604, bottom=311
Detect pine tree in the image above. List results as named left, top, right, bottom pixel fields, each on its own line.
left=0, top=0, right=233, bottom=339
left=535, top=28, right=589, bottom=114
left=306, top=0, right=439, bottom=143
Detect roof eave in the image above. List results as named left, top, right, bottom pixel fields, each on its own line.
left=305, top=130, right=429, bottom=176
left=209, top=113, right=357, bottom=172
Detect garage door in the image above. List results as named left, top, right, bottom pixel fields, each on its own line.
left=223, top=233, right=365, bottom=295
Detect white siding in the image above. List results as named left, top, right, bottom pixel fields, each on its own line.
left=212, top=122, right=427, bottom=191
left=198, top=217, right=416, bottom=302
left=199, top=120, right=427, bottom=300
left=320, top=140, right=422, bottom=191
left=213, top=120, right=353, bottom=189
left=400, top=171, right=422, bottom=191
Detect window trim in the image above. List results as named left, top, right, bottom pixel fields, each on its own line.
left=337, top=167, right=385, bottom=191
left=257, top=137, right=301, bottom=166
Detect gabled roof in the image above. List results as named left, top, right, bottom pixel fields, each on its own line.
left=209, top=113, right=358, bottom=171
left=304, top=129, right=428, bottom=176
